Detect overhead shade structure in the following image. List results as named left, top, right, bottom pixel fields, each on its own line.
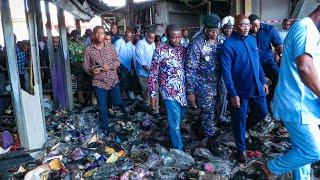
left=50, top=0, right=95, bottom=21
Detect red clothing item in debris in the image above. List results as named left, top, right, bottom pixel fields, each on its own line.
left=83, top=43, right=120, bottom=90
left=246, top=150, right=263, bottom=158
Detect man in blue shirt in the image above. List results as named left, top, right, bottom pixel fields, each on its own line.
left=221, top=14, right=268, bottom=163
left=259, top=6, right=320, bottom=180
left=114, top=29, right=136, bottom=99
left=111, top=23, right=121, bottom=45
left=249, top=14, right=282, bottom=111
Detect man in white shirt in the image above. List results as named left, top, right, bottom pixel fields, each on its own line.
left=135, top=31, right=157, bottom=114
left=114, top=29, right=136, bottom=99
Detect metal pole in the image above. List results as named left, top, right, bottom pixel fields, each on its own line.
left=0, top=0, right=28, bottom=148
left=58, top=8, right=74, bottom=110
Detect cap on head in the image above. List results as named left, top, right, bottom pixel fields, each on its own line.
left=203, top=14, right=221, bottom=29
left=221, top=15, right=234, bottom=28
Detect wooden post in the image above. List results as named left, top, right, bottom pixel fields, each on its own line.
left=35, top=0, right=44, bottom=40
left=58, top=8, right=74, bottom=110
left=75, top=19, right=81, bottom=33
left=44, top=0, right=54, bottom=66
left=0, top=0, right=28, bottom=148
left=24, top=0, right=47, bottom=149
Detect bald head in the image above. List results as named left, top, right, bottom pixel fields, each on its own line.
left=234, top=14, right=251, bottom=37
left=124, top=29, right=133, bottom=42
left=235, top=14, right=249, bottom=25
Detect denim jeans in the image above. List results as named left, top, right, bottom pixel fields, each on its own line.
left=164, top=99, right=186, bottom=150
left=268, top=121, right=320, bottom=180
left=95, top=84, right=123, bottom=130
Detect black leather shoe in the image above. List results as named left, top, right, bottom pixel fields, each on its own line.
left=236, top=151, right=248, bottom=163
left=208, top=136, right=220, bottom=156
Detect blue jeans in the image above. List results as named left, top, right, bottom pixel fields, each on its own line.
left=268, top=121, right=320, bottom=180
left=164, top=99, right=186, bottom=150
left=230, top=96, right=268, bottom=152
left=95, top=84, right=123, bottom=130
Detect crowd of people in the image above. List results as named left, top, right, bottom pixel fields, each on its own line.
left=1, top=6, right=320, bottom=179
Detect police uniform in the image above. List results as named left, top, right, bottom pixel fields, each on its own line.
left=186, top=14, right=225, bottom=137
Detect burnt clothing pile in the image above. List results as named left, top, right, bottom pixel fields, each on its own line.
left=1, top=100, right=319, bottom=179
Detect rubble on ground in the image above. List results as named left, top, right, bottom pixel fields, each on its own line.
left=1, top=100, right=319, bottom=179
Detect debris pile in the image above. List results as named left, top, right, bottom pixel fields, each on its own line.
left=1, top=101, right=319, bottom=179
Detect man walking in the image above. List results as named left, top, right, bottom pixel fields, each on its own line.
left=221, top=15, right=268, bottom=163
left=114, top=29, right=136, bottom=99
left=185, top=14, right=225, bottom=153
left=148, top=24, right=187, bottom=150
left=83, top=26, right=123, bottom=134
left=260, top=6, right=320, bottom=179
left=135, top=31, right=158, bottom=115
left=249, top=14, right=282, bottom=111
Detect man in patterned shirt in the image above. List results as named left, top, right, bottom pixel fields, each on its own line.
left=148, top=24, right=187, bottom=150
left=83, top=26, right=123, bottom=134
left=185, top=14, right=225, bottom=154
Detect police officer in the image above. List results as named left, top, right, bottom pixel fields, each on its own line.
left=185, top=14, right=225, bottom=153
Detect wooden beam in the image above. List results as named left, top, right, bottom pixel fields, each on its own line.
left=0, top=0, right=28, bottom=148
left=24, top=0, right=47, bottom=148
left=44, top=0, right=57, bottom=109
left=244, top=0, right=252, bottom=16
left=75, top=19, right=81, bottom=33
left=25, top=0, right=44, bottom=103
left=45, top=0, right=54, bottom=66
left=35, top=0, right=44, bottom=40
left=58, top=8, right=74, bottom=110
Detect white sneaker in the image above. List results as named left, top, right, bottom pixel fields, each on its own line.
left=135, top=95, right=143, bottom=101
left=128, top=91, right=135, bottom=100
